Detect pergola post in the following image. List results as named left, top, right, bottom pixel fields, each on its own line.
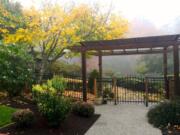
left=98, top=51, right=102, bottom=95
left=81, top=51, right=87, bottom=102
left=163, top=47, right=169, bottom=98
left=173, top=44, right=180, bottom=96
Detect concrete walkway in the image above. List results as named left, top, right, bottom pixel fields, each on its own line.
left=86, top=104, right=161, bottom=135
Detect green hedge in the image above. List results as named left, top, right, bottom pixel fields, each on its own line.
left=147, top=98, right=180, bottom=128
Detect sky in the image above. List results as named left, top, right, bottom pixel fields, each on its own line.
left=15, top=0, right=180, bottom=29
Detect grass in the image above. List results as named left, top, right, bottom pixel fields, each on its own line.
left=0, top=105, right=17, bottom=127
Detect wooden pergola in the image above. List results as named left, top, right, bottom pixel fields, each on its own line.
left=70, top=34, right=180, bottom=101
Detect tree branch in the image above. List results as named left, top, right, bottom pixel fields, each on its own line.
left=50, top=48, right=66, bottom=63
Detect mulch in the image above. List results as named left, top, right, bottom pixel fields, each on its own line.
left=162, top=126, right=180, bottom=135
left=0, top=97, right=100, bottom=135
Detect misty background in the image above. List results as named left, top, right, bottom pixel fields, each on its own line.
left=64, top=17, right=180, bottom=76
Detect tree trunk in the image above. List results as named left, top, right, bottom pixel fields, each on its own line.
left=38, top=59, right=46, bottom=84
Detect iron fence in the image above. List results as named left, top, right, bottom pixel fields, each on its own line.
left=33, top=72, right=167, bottom=105
left=96, top=76, right=166, bottom=106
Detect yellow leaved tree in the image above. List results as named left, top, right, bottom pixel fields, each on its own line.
left=0, top=0, right=24, bottom=39
left=3, top=4, right=128, bottom=82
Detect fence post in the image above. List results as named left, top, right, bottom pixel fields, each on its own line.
left=94, top=78, right=97, bottom=98
left=113, top=78, right=117, bottom=105
left=166, top=79, right=170, bottom=99
left=145, top=78, right=149, bottom=107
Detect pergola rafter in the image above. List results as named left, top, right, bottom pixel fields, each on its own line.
left=70, top=34, right=180, bottom=101
left=88, top=48, right=180, bottom=56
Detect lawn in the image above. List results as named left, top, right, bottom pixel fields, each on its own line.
left=0, top=105, right=17, bottom=127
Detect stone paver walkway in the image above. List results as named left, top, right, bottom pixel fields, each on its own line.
left=86, top=104, right=161, bottom=135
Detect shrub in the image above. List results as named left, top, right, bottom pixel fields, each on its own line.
left=171, top=97, right=180, bottom=125
left=147, top=99, right=180, bottom=128
left=32, top=76, right=66, bottom=101
left=37, top=93, right=71, bottom=127
left=0, top=45, right=34, bottom=97
left=32, top=76, right=71, bottom=127
left=88, top=70, right=99, bottom=92
left=12, top=109, right=35, bottom=128
left=72, top=101, right=95, bottom=117
left=32, top=84, right=53, bottom=102
left=51, top=76, right=66, bottom=95
left=32, top=84, right=43, bottom=101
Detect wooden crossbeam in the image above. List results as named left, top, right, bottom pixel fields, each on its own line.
left=70, top=41, right=180, bottom=52
left=83, top=42, right=170, bottom=50
left=88, top=48, right=177, bottom=56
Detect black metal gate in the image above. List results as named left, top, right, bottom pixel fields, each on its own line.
left=97, top=76, right=166, bottom=106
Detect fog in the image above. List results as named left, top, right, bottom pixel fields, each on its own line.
left=63, top=16, right=180, bottom=75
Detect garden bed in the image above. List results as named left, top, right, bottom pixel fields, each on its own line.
left=162, top=126, right=180, bottom=135
left=0, top=98, right=100, bottom=135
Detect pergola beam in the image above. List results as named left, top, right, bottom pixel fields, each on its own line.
left=88, top=48, right=178, bottom=56
left=70, top=34, right=180, bottom=52
left=81, top=41, right=179, bottom=51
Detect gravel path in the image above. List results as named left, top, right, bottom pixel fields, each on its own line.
left=85, top=104, right=161, bottom=135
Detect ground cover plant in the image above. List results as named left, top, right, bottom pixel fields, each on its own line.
left=0, top=105, right=17, bottom=127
